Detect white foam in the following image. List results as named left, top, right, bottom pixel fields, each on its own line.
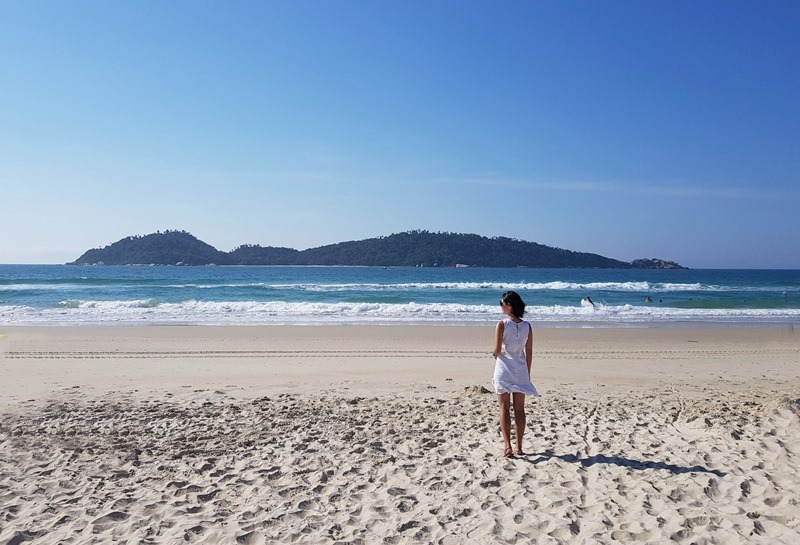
left=0, top=280, right=752, bottom=294
left=195, top=281, right=721, bottom=292
left=2, top=301, right=799, bottom=326
left=0, top=283, right=84, bottom=292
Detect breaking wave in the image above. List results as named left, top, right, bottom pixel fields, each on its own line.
left=3, top=300, right=799, bottom=326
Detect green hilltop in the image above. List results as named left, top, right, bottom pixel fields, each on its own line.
left=68, top=230, right=686, bottom=269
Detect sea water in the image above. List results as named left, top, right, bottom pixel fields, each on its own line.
left=0, top=265, right=798, bottom=327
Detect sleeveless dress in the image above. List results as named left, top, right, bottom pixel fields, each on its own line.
left=492, top=318, right=538, bottom=395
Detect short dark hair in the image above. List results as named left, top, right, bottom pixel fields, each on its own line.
left=501, top=291, right=526, bottom=318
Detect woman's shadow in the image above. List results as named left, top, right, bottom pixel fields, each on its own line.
left=519, top=451, right=726, bottom=477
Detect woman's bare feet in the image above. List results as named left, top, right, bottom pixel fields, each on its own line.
left=503, top=446, right=514, bottom=458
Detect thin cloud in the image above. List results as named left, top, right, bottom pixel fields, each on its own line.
left=632, top=183, right=799, bottom=201
left=170, top=169, right=334, bottom=182
left=429, top=178, right=624, bottom=192
left=438, top=176, right=798, bottom=201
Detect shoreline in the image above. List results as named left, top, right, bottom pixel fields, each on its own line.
left=1, top=325, right=798, bottom=405
left=3, top=319, right=799, bottom=328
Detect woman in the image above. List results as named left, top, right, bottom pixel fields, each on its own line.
left=491, top=291, right=538, bottom=458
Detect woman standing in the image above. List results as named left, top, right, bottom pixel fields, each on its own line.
left=491, top=291, right=538, bottom=458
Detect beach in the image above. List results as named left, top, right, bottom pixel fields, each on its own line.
left=1, top=325, right=799, bottom=544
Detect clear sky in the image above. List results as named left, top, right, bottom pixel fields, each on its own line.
left=1, top=1, right=798, bottom=268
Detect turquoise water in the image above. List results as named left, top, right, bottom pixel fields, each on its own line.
left=0, top=265, right=798, bottom=326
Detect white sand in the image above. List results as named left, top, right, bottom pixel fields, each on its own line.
left=1, top=326, right=799, bottom=544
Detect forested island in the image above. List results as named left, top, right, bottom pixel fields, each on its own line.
left=67, top=230, right=687, bottom=269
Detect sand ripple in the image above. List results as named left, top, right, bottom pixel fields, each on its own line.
left=1, top=388, right=799, bottom=544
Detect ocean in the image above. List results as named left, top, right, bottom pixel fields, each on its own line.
left=0, top=265, right=798, bottom=327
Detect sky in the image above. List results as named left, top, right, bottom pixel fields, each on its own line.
left=1, top=1, right=798, bottom=268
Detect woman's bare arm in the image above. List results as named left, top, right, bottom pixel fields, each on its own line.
left=525, top=324, right=533, bottom=373
left=492, top=321, right=504, bottom=358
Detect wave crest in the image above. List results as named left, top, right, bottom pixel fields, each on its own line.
left=3, top=300, right=799, bottom=326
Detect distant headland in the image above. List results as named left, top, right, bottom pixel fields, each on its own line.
left=67, top=230, right=687, bottom=269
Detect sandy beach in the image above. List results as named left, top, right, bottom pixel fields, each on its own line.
left=1, top=325, right=799, bottom=544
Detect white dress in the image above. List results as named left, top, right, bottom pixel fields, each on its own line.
left=492, top=318, right=538, bottom=395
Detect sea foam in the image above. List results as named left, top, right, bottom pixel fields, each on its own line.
left=3, top=300, right=800, bottom=326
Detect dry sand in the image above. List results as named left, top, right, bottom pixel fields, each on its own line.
left=1, top=325, right=799, bottom=544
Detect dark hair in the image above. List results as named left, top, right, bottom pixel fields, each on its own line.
left=501, top=291, right=526, bottom=318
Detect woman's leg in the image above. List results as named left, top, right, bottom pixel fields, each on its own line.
left=498, top=393, right=512, bottom=456
left=512, top=393, right=526, bottom=454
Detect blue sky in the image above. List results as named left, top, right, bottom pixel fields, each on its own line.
left=1, top=1, right=798, bottom=268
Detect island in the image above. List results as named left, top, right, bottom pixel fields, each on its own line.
left=67, top=230, right=688, bottom=269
